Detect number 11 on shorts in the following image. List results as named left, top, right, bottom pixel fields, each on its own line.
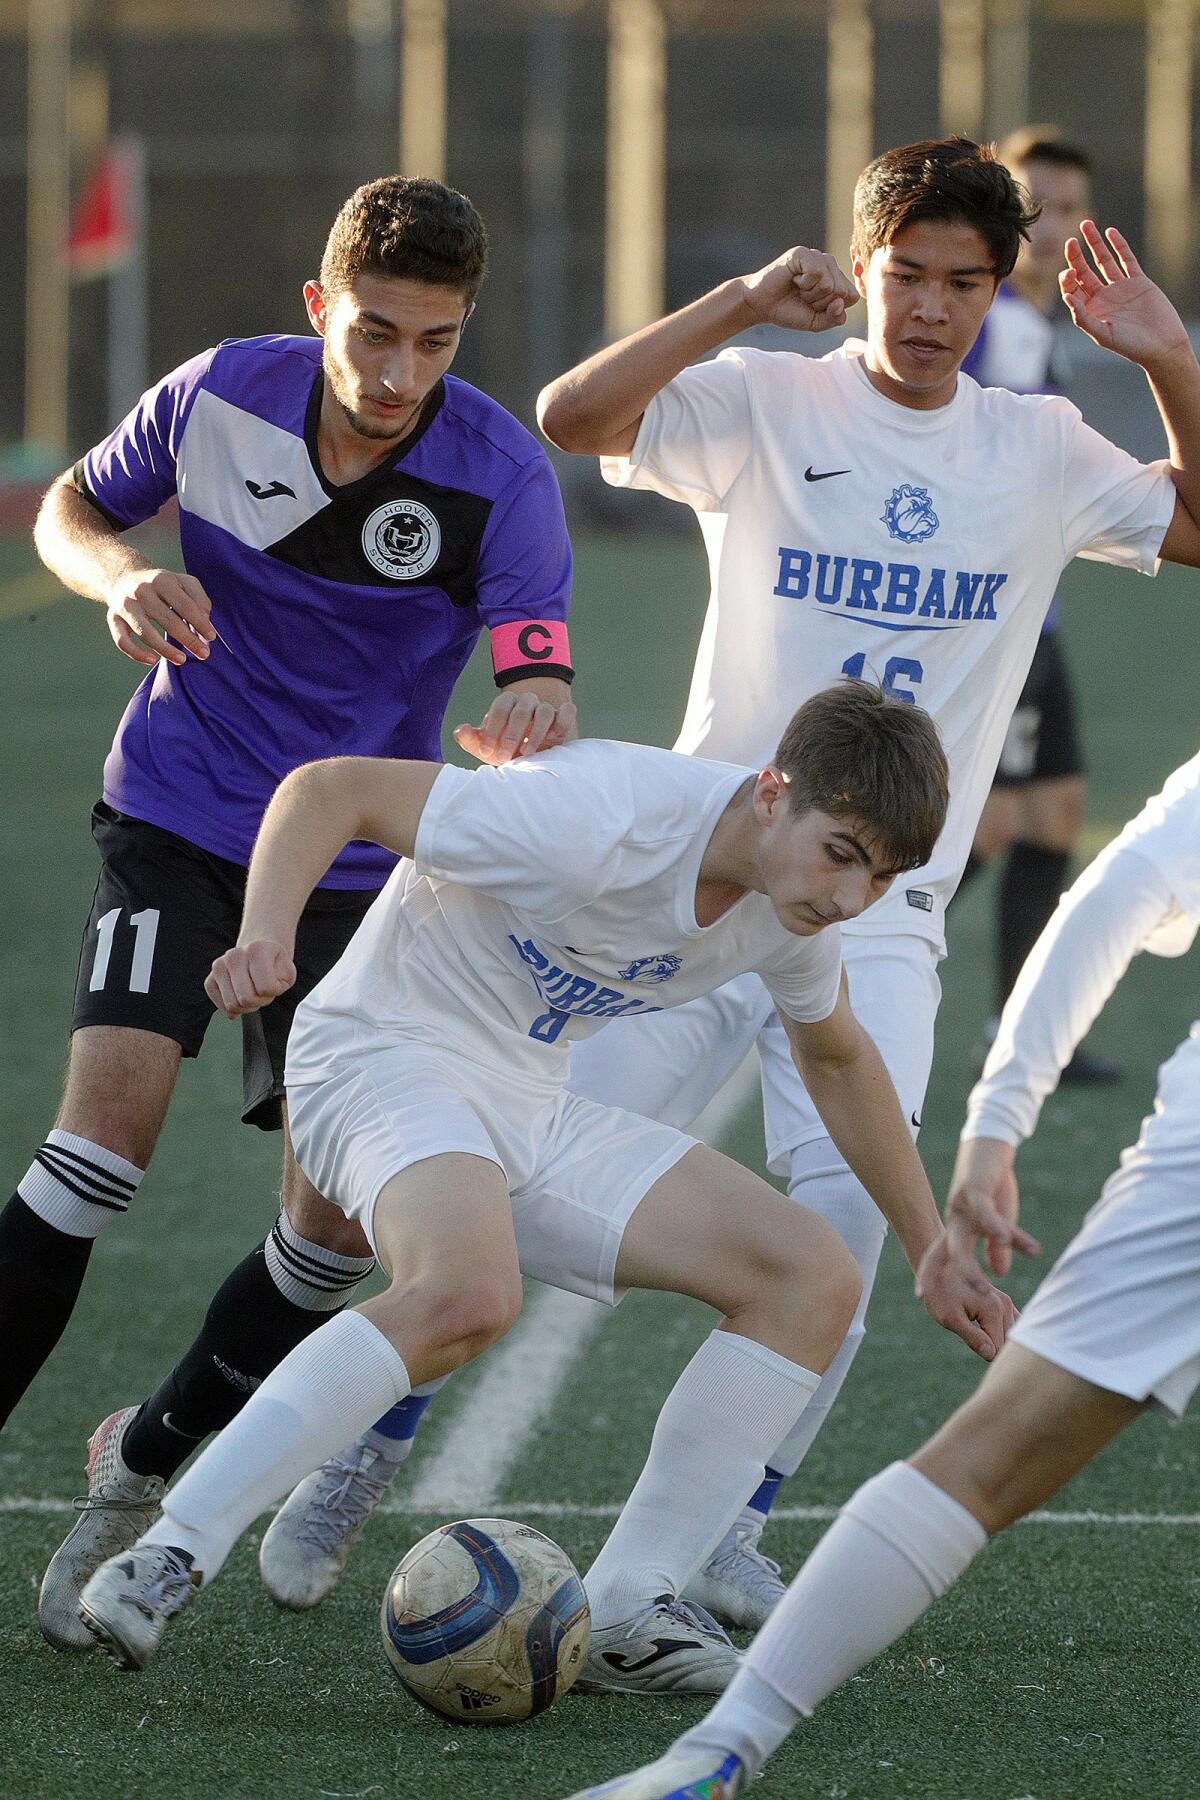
left=89, top=907, right=161, bottom=994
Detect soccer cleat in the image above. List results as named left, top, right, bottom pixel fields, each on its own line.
left=574, top=1596, right=741, bottom=1695
left=259, top=1439, right=397, bottom=1610
left=682, top=1520, right=786, bottom=1631
left=38, top=1406, right=166, bottom=1652
left=565, top=1749, right=748, bottom=1798
left=78, top=1543, right=201, bottom=1670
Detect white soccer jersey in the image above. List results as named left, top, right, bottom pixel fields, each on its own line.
left=285, top=739, right=842, bottom=1090
left=965, top=750, right=1200, bottom=1146
left=602, top=341, right=1176, bottom=950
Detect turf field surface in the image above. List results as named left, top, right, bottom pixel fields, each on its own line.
left=1, top=527, right=1198, bottom=1799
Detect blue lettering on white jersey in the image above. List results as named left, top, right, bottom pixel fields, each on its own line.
left=774, top=545, right=1008, bottom=633
left=508, top=936, right=663, bottom=1025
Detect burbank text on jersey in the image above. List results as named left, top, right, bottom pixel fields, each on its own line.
left=774, top=545, right=1008, bottom=630
left=508, top=936, right=665, bottom=1036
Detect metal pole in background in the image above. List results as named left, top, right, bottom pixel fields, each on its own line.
left=986, top=0, right=1031, bottom=140
left=939, top=0, right=985, bottom=139
left=605, top=0, right=666, bottom=338
left=1145, top=0, right=1195, bottom=301
left=825, top=0, right=873, bottom=259
left=25, top=0, right=71, bottom=452
left=524, top=5, right=571, bottom=397
left=400, top=0, right=447, bottom=179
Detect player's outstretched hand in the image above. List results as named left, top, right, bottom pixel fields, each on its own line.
left=454, top=692, right=578, bottom=766
left=740, top=246, right=858, bottom=334
left=105, top=567, right=217, bottom=669
left=205, top=940, right=297, bottom=1019
left=945, top=1135, right=1041, bottom=1278
left=915, top=1234, right=1018, bottom=1361
left=1059, top=222, right=1192, bottom=368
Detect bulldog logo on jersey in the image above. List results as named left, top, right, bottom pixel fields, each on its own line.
left=882, top=484, right=940, bottom=544
left=362, top=499, right=442, bottom=580
left=617, top=954, right=684, bottom=985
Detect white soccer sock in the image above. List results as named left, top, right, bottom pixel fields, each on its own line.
left=679, top=1462, right=987, bottom=1776
left=143, top=1310, right=409, bottom=1581
left=769, top=1159, right=889, bottom=1479
left=584, top=1329, right=820, bottom=1630
left=18, top=1131, right=143, bottom=1237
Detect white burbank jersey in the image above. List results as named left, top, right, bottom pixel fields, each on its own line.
left=602, top=341, right=1175, bottom=950
left=286, top=739, right=842, bottom=1089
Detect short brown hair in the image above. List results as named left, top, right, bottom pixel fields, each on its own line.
left=998, top=128, right=1091, bottom=180
left=319, top=176, right=489, bottom=304
left=852, top=137, right=1040, bottom=279
left=774, top=681, right=948, bottom=872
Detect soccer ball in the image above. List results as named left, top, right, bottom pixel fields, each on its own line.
left=380, top=1516, right=590, bottom=1724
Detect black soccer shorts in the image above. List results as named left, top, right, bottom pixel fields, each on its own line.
left=993, top=628, right=1085, bottom=788
left=71, top=802, right=379, bottom=1130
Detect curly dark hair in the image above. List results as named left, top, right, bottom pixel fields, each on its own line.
left=319, top=176, right=489, bottom=303
left=852, top=137, right=1040, bottom=278
left=775, top=681, right=949, bottom=873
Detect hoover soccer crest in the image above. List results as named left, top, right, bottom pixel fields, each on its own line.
left=362, top=499, right=442, bottom=580
left=881, top=484, right=940, bottom=545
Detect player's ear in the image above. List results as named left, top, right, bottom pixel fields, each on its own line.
left=754, top=766, right=788, bottom=823
left=304, top=280, right=329, bottom=337
left=850, top=247, right=869, bottom=303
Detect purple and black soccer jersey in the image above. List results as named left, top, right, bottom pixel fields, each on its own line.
left=76, top=335, right=572, bottom=886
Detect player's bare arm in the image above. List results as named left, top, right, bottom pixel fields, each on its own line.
left=537, top=247, right=857, bottom=458
left=1060, top=222, right=1200, bottom=566
left=206, top=756, right=443, bottom=1018
left=453, top=675, right=576, bottom=765
left=783, top=987, right=1015, bottom=1361
left=33, top=471, right=216, bottom=669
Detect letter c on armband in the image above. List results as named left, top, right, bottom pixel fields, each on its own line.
left=490, top=618, right=574, bottom=688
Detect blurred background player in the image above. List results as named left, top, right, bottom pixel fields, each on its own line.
left=568, top=743, right=1200, bottom=1799
left=18, top=175, right=576, bottom=1651
left=958, top=130, right=1119, bottom=1084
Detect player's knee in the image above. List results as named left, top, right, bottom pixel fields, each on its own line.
left=412, top=1276, right=523, bottom=1369
left=800, top=1217, right=862, bottom=1365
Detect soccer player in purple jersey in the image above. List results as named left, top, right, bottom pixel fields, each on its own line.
left=5, top=177, right=576, bottom=1651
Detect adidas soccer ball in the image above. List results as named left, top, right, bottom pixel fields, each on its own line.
left=380, top=1516, right=590, bottom=1724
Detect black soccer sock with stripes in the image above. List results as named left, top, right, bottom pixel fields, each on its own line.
left=0, top=1133, right=144, bottom=1429
left=122, top=1214, right=375, bottom=1480
left=997, top=841, right=1071, bottom=1009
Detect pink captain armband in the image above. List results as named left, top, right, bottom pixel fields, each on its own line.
left=489, top=618, right=575, bottom=689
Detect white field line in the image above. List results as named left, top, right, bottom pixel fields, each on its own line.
left=2, top=1496, right=1198, bottom=1527
left=395, top=1053, right=763, bottom=1512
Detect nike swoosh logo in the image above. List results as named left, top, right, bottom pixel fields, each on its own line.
left=911, top=1112, right=922, bottom=1129
left=245, top=479, right=297, bottom=500
left=804, top=466, right=851, bottom=482
left=162, top=1411, right=204, bottom=1440
left=601, top=1637, right=697, bottom=1674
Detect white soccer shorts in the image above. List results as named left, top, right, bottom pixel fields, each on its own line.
left=1010, top=1026, right=1200, bottom=1417
left=569, top=932, right=941, bottom=1174
left=286, top=1042, right=696, bottom=1307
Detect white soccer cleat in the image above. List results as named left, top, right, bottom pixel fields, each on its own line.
left=259, top=1439, right=397, bottom=1610
left=78, top=1542, right=201, bottom=1670
left=682, top=1521, right=786, bottom=1631
left=565, top=1749, right=748, bottom=1798
left=575, top=1596, right=741, bottom=1695
left=38, top=1406, right=166, bottom=1653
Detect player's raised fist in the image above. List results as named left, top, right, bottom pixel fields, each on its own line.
left=740, top=246, right=857, bottom=333
left=105, top=567, right=217, bottom=669
left=205, top=940, right=297, bottom=1019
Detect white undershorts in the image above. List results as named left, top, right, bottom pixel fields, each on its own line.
left=568, top=932, right=941, bottom=1173
left=287, top=1041, right=696, bottom=1307
left=1010, top=1028, right=1200, bottom=1417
